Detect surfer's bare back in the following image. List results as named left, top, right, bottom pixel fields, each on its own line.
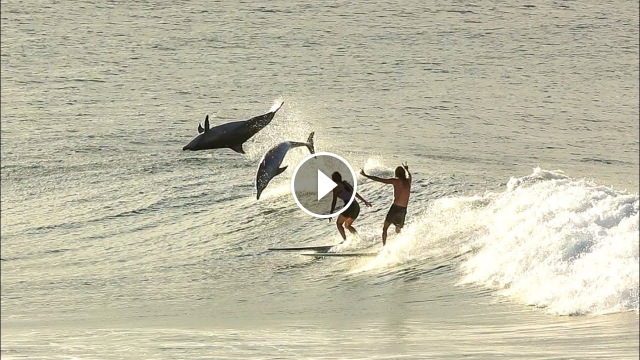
left=360, top=163, right=412, bottom=246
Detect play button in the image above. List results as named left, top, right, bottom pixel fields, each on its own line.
left=291, top=152, right=357, bottom=218
left=317, top=170, right=337, bottom=201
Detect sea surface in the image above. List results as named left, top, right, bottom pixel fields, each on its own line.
left=1, top=0, right=639, bottom=359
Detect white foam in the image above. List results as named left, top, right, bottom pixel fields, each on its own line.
left=362, top=156, right=390, bottom=175
left=351, top=168, right=639, bottom=315
left=257, top=184, right=292, bottom=200
left=460, top=168, right=638, bottom=315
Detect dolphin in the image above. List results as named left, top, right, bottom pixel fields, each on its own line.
left=256, top=132, right=315, bottom=200
left=182, top=101, right=284, bottom=153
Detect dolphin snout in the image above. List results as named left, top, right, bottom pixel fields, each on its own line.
left=183, top=139, right=197, bottom=151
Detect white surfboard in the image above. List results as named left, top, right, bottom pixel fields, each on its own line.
left=268, top=245, right=336, bottom=252
left=301, top=252, right=379, bottom=258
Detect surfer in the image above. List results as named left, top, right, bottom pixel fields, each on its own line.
left=329, top=171, right=372, bottom=242
left=360, top=163, right=412, bottom=246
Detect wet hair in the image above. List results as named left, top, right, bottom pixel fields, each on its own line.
left=332, top=172, right=353, bottom=191
left=395, top=166, right=406, bottom=179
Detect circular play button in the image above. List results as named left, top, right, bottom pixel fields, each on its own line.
left=291, top=152, right=357, bottom=218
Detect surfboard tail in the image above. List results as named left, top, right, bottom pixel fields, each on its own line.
left=305, top=132, right=315, bottom=154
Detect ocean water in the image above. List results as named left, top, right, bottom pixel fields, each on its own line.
left=1, top=0, right=638, bottom=359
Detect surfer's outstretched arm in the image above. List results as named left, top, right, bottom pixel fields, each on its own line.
left=360, top=169, right=395, bottom=184
left=355, top=192, right=372, bottom=207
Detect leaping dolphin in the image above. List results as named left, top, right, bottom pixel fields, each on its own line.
left=182, top=101, right=284, bottom=153
left=256, top=132, right=315, bottom=200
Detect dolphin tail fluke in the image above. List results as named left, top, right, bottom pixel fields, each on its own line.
left=276, top=166, right=288, bottom=176
left=305, top=132, right=315, bottom=154
left=270, top=101, right=284, bottom=114
left=248, top=102, right=284, bottom=134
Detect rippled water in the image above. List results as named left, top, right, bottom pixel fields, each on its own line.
left=1, top=0, right=638, bottom=359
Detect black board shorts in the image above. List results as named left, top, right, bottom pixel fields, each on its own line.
left=385, top=204, right=407, bottom=227
left=341, top=201, right=360, bottom=220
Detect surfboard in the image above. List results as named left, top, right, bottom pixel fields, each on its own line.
left=301, top=252, right=379, bottom=258
left=268, top=245, right=336, bottom=252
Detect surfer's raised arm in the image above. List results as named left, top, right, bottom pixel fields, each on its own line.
left=360, top=169, right=396, bottom=184
left=402, top=162, right=411, bottom=181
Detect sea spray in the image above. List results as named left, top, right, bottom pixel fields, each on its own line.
left=460, top=168, right=638, bottom=315
left=353, top=167, right=639, bottom=315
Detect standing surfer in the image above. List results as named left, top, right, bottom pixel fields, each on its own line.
left=360, top=163, right=412, bottom=246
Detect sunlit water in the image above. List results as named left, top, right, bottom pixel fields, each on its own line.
left=1, top=0, right=638, bottom=358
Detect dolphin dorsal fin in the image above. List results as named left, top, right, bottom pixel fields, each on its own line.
left=275, top=166, right=288, bottom=176
left=198, top=115, right=209, bottom=134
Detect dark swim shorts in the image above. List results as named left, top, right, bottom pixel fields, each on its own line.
left=341, top=201, right=360, bottom=220
left=385, top=204, right=407, bottom=227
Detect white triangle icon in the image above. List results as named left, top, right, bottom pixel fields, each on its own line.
left=317, top=169, right=338, bottom=201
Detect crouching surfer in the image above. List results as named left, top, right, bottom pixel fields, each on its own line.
left=329, top=171, right=372, bottom=242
